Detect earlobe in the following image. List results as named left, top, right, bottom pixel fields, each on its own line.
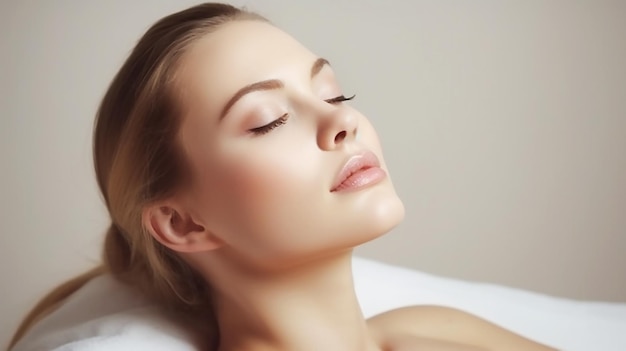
left=142, top=203, right=224, bottom=253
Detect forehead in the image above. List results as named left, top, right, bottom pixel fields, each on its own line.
left=179, top=20, right=318, bottom=118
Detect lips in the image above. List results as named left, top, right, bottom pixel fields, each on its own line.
left=330, top=150, right=386, bottom=192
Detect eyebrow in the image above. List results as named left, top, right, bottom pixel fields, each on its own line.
left=219, top=57, right=330, bottom=120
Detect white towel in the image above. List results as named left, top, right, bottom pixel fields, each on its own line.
left=353, top=258, right=626, bottom=351
left=12, top=257, right=626, bottom=351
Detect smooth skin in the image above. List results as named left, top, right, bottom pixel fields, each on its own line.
left=141, top=20, right=557, bottom=351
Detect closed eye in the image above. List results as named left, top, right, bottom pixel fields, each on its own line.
left=325, top=94, right=356, bottom=104
left=249, top=113, right=289, bottom=135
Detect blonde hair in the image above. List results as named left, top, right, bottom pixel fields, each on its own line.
left=9, top=3, right=265, bottom=350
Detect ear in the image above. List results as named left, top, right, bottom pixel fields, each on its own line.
left=142, top=201, right=224, bottom=253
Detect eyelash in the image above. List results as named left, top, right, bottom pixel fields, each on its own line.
left=250, top=113, right=289, bottom=135
left=249, top=94, right=356, bottom=135
left=325, top=94, right=356, bottom=104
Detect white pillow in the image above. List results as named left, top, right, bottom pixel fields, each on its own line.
left=12, top=257, right=626, bottom=351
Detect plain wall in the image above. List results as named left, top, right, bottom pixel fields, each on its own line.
left=1, top=0, right=625, bottom=348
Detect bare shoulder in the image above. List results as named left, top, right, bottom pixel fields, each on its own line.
left=367, top=305, right=558, bottom=351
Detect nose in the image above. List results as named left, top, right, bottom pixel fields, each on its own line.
left=317, top=106, right=359, bottom=150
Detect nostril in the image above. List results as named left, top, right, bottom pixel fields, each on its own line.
left=334, top=131, right=347, bottom=144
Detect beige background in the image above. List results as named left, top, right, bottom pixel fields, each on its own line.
left=1, top=0, right=625, bottom=348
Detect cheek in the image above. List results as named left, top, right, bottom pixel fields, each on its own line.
left=225, top=142, right=316, bottom=203
left=198, top=141, right=325, bottom=255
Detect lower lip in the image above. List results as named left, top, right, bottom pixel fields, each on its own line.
left=332, top=167, right=387, bottom=193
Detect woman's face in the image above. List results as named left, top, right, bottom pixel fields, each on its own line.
left=176, top=20, right=404, bottom=268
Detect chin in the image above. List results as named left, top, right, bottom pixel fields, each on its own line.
left=342, top=186, right=406, bottom=248
left=365, top=194, right=405, bottom=239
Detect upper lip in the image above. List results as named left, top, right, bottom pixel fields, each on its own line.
left=330, top=150, right=381, bottom=192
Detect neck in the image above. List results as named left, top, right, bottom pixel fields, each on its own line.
left=204, top=251, right=381, bottom=351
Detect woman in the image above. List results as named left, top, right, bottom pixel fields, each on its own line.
left=10, top=3, right=556, bottom=351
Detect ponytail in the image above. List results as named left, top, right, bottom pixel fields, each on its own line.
left=7, top=223, right=125, bottom=349
left=7, top=266, right=104, bottom=350
left=6, top=224, right=126, bottom=349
